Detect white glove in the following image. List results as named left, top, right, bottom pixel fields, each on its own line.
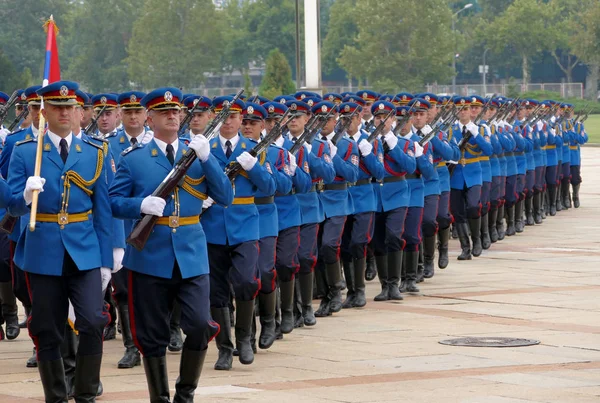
left=288, top=153, right=297, bottom=176
left=421, top=125, right=433, bottom=136
left=24, top=176, right=46, bottom=205
left=466, top=122, right=479, bottom=136
left=549, top=128, right=556, bottom=136
left=112, top=248, right=124, bottom=273
left=236, top=151, right=258, bottom=171
left=414, top=142, right=424, bottom=158
left=305, top=143, right=312, bottom=154
left=202, top=196, right=214, bottom=209
left=0, top=128, right=9, bottom=142
left=383, top=132, right=398, bottom=150
left=140, top=196, right=166, bottom=216
left=100, top=267, right=112, bottom=293
left=188, top=134, right=210, bottom=162
left=536, top=121, right=544, bottom=131
left=358, top=139, right=372, bottom=156
left=327, top=140, right=338, bottom=157
left=550, top=116, right=557, bottom=124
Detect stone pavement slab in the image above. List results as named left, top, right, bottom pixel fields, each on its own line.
left=0, top=148, right=599, bottom=402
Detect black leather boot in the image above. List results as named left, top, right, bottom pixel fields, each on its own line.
left=38, top=359, right=68, bottom=403
left=234, top=300, right=255, bottom=365
left=506, top=205, right=516, bottom=236
left=373, top=255, right=390, bottom=301
left=326, top=261, right=343, bottom=313
left=211, top=307, right=233, bottom=370
left=142, top=356, right=170, bottom=402
left=0, top=282, right=19, bottom=340
left=534, top=191, right=543, bottom=224
left=352, top=258, right=367, bottom=307
left=402, top=251, right=420, bottom=293
left=279, top=280, right=295, bottom=334
left=365, top=253, right=377, bottom=281
left=480, top=214, right=491, bottom=250
left=556, top=182, right=563, bottom=211
left=496, top=204, right=506, bottom=240
left=258, top=291, right=277, bottom=350
left=168, top=302, right=183, bottom=352
left=73, top=354, right=103, bottom=403
left=27, top=347, right=37, bottom=368
left=572, top=184, right=580, bottom=208
left=515, top=200, right=524, bottom=233
left=416, top=247, right=424, bottom=283
left=468, top=217, right=483, bottom=257
left=387, top=251, right=404, bottom=299
left=118, top=304, right=141, bottom=368
left=62, top=324, right=78, bottom=399
left=541, top=190, right=547, bottom=219
left=19, top=305, right=31, bottom=329
left=423, top=235, right=435, bottom=279
left=341, top=259, right=355, bottom=309
left=489, top=207, right=498, bottom=243
left=525, top=196, right=535, bottom=226
left=451, top=224, right=458, bottom=239
left=298, top=273, right=316, bottom=326
left=437, top=227, right=450, bottom=269
left=562, top=182, right=571, bottom=209
left=173, top=348, right=207, bottom=403
left=457, top=223, right=472, bottom=260
left=548, top=185, right=557, bottom=216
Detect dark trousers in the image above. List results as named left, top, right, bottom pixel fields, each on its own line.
left=128, top=268, right=217, bottom=357
left=534, top=166, right=545, bottom=192
left=258, top=236, right=277, bottom=294
left=276, top=226, right=300, bottom=282
left=372, top=207, right=407, bottom=255
left=436, top=191, right=452, bottom=230
left=208, top=241, right=260, bottom=308
left=561, top=162, right=571, bottom=182
left=480, top=181, right=491, bottom=214
left=10, top=241, right=31, bottom=308
left=450, top=185, right=482, bottom=224
left=490, top=176, right=504, bottom=208
left=505, top=175, right=518, bottom=207
left=111, top=268, right=128, bottom=306
left=318, top=215, right=346, bottom=264
left=341, top=212, right=375, bottom=260
left=570, top=165, right=581, bottom=185
left=422, top=195, right=439, bottom=238
left=516, top=174, right=526, bottom=200
left=26, top=268, right=107, bottom=361
left=0, top=232, right=10, bottom=283
left=403, top=207, right=423, bottom=252
left=298, top=223, right=319, bottom=275
left=545, top=165, right=558, bottom=186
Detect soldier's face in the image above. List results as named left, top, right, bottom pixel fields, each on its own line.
left=412, top=111, right=428, bottom=129
left=373, top=113, right=393, bottom=132
left=347, top=114, right=361, bottom=134
left=525, top=107, right=534, bottom=117
left=485, top=108, right=496, bottom=120
left=71, top=106, right=84, bottom=132
left=122, top=108, right=147, bottom=134
left=97, top=109, right=119, bottom=134
left=42, top=104, right=76, bottom=135
left=15, top=105, right=33, bottom=127
left=287, top=114, right=308, bottom=135
left=190, top=111, right=210, bottom=133
left=470, top=105, right=482, bottom=119
left=363, top=102, right=373, bottom=119
left=28, top=105, right=41, bottom=128
left=458, top=107, right=471, bottom=122
left=221, top=113, right=242, bottom=138
left=241, top=119, right=264, bottom=140
left=427, top=106, right=438, bottom=122
left=265, top=118, right=277, bottom=132
left=81, top=107, right=93, bottom=128
left=148, top=109, right=180, bottom=136
left=321, top=115, right=338, bottom=135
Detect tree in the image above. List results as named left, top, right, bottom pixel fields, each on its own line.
left=321, top=0, right=358, bottom=76
left=570, top=0, right=600, bottom=99
left=127, top=0, right=226, bottom=90
left=259, top=48, right=295, bottom=99
left=0, top=50, right=30, bottom=92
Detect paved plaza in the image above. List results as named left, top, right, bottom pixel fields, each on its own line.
left=1, top=148, right=599, bottom=403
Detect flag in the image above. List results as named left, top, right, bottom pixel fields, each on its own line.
left=42, top=16, right=60, bottom=86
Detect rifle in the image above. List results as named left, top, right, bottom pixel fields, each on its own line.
left=7, top=108, right=29, bottom=132
left=0, top=91, right=19, bottom=126
left=84, top=104, right=107, bottom=135
left=392, top=105, right=417, bottom=136
left=178, top=98, right=204, bottom=137
left=289, top=106, right=336, bottom=155
left=367, top=108, right=396, bottom=146
left=331, top=108, right=358, bottom=145
left=126, top=89, right=244, bottom=251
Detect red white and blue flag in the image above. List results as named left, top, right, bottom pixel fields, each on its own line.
left=42, top=16, right=60, bottom=87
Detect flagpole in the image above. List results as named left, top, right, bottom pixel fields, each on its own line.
left=29, top=15, right=55, bottom=232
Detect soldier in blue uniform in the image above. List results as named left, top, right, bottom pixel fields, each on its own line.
left=543, top=101, right=559, bottom=216
left=568, top=104, right=587, bottom=208
left=179, top=95, right=212, bottom=144
left=356, top=90, right=379, bottom=129
left=532, top=104, right=548, bottom=224
left=110, top=87, right=232, bottom=401
left=89, top=93, right=120, bottom=138
left=371, top=101, right=416, bottom=302
left=240, top=102, right=292, bottom=349
left=284, top=100, right=336, bottom=324
left=449, top=97, right=493, bottom=260
left=339, top=101, right=384, bottom=308
left=558, top=104, right=572, bottom=210
left=7, top=81, right=113, bottom=402
left=201, top=95, right=275, bottom=370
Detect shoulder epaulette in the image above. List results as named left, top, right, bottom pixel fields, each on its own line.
left=104, top=131, right=118, bottom=139
left=15, top=138, right=35, bottom=146
left=82, top=138, right=103, bottom=150
left=121, top=144, right=143, bottom=156
left=88, top=134, right=109, bottom=143
left=7, top=128, right=26, bottom=137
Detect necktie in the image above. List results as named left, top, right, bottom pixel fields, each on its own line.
left=462, top=125, right=467, bottom=137
left=292, top=136, right=297, bottom=143
left=59, top=139, right=68, bottom=163
left=166, top=144, right=175, bottom=165
left=417, top=129, right=423, bottom=137
left=130, top=137, right=137, bottom=146
left=321, top=136, right=327, bottom=142
left=225, top=140, right=232, bottom=158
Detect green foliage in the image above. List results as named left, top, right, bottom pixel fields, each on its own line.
left=582, top=114, right=600, bottom=143
left=259, top=49, right=296, bottom=98
left=0, top=51, right=30, bottom=92
left=519, top=90, right=600, bottom=114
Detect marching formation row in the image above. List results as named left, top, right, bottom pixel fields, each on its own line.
left=0, top=82, right=588, bottom=402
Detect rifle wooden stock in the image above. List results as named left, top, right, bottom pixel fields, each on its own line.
left=0, top=214, right=17, bottom=235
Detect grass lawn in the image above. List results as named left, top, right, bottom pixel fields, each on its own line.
left=583, top=114, right=600, bottom=144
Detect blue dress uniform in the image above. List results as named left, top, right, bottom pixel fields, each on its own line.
left=559, top=110, right=572, bottom=209
left=266, top=102, right=313, bottom=329
left=569, top=107, right=587, bottom=208
left=544, top=108, right=559, bottom=215
left=201, top=95, right=275, bottom=371
left=178, top=95, right=212, bottom=143
left=502, top=120, right=523, bottom=235
left=110, top=87, right=232, bottom=401
left=371, top=102, right=416, bottom=302
left=7, top=81, right=112, bottom=402
left=532, top=116, right=548, bottom=224
left=311, top=101, right=359, bottom=317
left=339, top=102, right=384, bottom=308
left=241, top=102, right=292, bottom=349
left=449, top=97, right=493, bottom=260
left=486, top=116, right=502, bottom=243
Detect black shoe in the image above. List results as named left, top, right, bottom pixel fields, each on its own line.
left=437, top=227, right=450, bottom=269
left=73, top=354, right=103, bottom=403
left=168, top=327, right=183, bottom=352
left=505, top=205, right=516, bottom=236
left=26, top=347, right=37, bottom=368
left=298, top=273, right=316, bottom=326
left=174, top=348, right=207, bottom=403
left=314, top=295, right=332, bottom=317
left=480, top=214, right=491, bottom=250
left=525, top=196, right=535, bottom=226
left=143, top=356, right=171, bottom=402
left=103, top=323, right=116, bottom=341
left=352, top=258, right=367, bottom=308
left=548, top=185, right=557, bottom=216
left=572, top=184, right=580, bottom=208
left=451, top=224, right=458, bottom=239
left=258, top=292, right=277, bottom=350
left=387, top=251, right=404, bottom=300
left=118, top=347, right=141, bottom=369
left=457, top=223, right=472, bottom=260
left=211, top=307, right=233, bottom=371
left=489, top=207, right=498, bottom=243
left=365, top=255, right=377, bottom=281
left=325, top=262, right=343, bottom=313
left=404, top=279, right=420, bottom=293
left=5, top=315, right=19, bottom=340
left=234, top=300, right=255, bottom=365
left=117, top=304, right=141, bottom=368
left=468, top=217, right=483, bottom=257
left=423, top=235, right=435, bottom=279
left=373, top=255, right=390, bottom=301
left=496, top=204, right=506, bottom=240
left=515, top=200, right=525, bottom=233
left=402, top=251, right=420, bottom=294
left=341, top=259, right=355, bottom=309
left=38, top=359, right=68, bottom=402
left=279, top=280, right=295, bottom=334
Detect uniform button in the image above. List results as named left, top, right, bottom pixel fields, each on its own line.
left=60, top=175, right=65, bottom=180
left=172, top=229, right=176, bottom=233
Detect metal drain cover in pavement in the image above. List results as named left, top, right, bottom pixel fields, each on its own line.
left=439, top=337, right=540, bottom=348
